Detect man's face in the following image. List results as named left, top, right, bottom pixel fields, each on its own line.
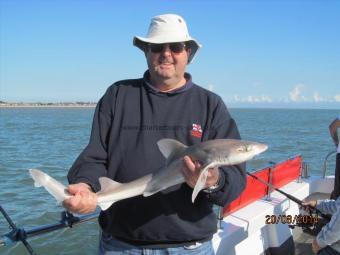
left=145, top=42, right=190, bottom=82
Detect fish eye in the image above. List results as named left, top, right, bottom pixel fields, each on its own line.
left=237, top=147, right=246, bottom=152
left=237, top=146, right=251, bottom=152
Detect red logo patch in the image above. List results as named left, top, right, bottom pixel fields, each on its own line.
left=190, top=123, right=202, bottom=138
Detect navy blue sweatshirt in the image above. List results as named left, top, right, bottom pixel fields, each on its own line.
left=67, top=72, right=246, bottom=245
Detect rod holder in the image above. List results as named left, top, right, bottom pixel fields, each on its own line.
left=265, top=162, right=276, bottom=201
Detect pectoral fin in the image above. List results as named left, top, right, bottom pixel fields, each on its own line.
left=191, top=163, right=215, bottom=203
left=97, top=201, right=116, bottom=211
left=143, top=186, right=163, bottom=197
left=99, top=177, right=122, bottom=193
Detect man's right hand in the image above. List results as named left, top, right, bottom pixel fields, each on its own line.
left=62, top=183, right=97, bottom=214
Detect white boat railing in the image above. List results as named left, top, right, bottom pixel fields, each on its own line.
left=322, top=150, right=337, bottom=178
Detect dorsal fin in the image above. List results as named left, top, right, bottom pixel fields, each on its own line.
left=98, top=177, right=122, bottom=193
left=157, top=139, right=188, bottom=161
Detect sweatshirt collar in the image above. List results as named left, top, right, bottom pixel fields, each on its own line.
left=143, top=71, right=193, bottom=95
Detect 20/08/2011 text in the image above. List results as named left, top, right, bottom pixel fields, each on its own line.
left=265, top=214, right=319, bottom=224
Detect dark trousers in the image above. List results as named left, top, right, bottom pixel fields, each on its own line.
left=317, top=246, right=340, bottom=255
left=331, top=153, right=340, bottom=200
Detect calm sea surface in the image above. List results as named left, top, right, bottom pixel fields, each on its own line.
left=0, top=107, right=338, bottom=255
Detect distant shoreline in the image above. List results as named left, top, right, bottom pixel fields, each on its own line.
left=0, top=103, right=97, bottom=108
left=1, top=102, right=338, bottom=110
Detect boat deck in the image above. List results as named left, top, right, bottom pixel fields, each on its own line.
left=213, top=175, right=334, bottom=255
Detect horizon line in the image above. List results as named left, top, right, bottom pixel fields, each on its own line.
left=1, top=101, right=339, bottom=111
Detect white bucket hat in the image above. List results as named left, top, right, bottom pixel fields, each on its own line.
left=133, top=14, right=202, bottom=63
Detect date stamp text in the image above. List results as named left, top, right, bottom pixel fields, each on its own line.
left=265, top=214, right=319, bottom=224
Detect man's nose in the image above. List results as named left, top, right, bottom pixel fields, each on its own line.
left=160, top=44, right=172, bottom=55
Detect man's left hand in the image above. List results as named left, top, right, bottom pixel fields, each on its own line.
left=182, top=156, right=220, bottom=189
left=312, top=238, right=321, bottom=254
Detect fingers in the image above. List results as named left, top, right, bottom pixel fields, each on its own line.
left=67, top=183, right=92, bottom=195
left=182, top=156, right=219, bottom=189
left=63, top=192, right=97, bottom=214
left=63, top=183, right=97, bottom=214
left=66, top=185, right=79, bottom=195
left=63, top=194, right=81, bottom=213
left=300, top=204, right=311, bottom=213
left=205, top=167, right=219, bottom=187
left=183, top=156, right=198, bottom=171
left=182, top=156, right=200, bottom=188
left=301, top=200, right=317, bottom=207
left=182, top=157, right=196, bottom=188
left=300, top=200, right=317, bottom=213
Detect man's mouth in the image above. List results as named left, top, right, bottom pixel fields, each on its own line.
left=157, top=62, right=174, bottom=69
left=159, top=62, right=173, bottom=65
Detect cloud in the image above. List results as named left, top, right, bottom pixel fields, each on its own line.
left=233, top=95, right=241, bottom=102
left=232, top=95, right=272, bottom=103
left=312, top=92, right=335, bottom=103
left=227, top=88, right=340, bottom=106
left=288, top=85, right=339, bottom=103
left=313, top=92, right=323, bottom=102
left=207, top=84, right=214, bottom=92
left=289, top=84, right=305, bottom=102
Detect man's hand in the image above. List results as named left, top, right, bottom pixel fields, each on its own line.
left=182, top=156, right=220, bottom=189
left=301, top=200, right=317, bottom=213
left=312, top=238, right=321, bottom=254
left=62, top=183, right=97, bottom=214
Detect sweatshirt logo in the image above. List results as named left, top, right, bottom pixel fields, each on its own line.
left=190, top=123, right=203, bottom=138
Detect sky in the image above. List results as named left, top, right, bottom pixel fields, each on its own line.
left=0, top=0, right=339, bottom=109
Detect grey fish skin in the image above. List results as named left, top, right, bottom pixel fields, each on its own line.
left=29, top=138, right=268, bottom=211
left=144, top=138, right=268, bottom=202
left=29, top=169, right=152, bottom=211
left=29, top=169, right=72, bottom=204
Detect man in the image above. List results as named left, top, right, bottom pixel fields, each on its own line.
left=299, top=116, right=340, bottom=255
left=302, top=198, right=340, bottom=255
left=64, top=14, right=246, bottom=254
left=329, top=117, right=340, bottom=199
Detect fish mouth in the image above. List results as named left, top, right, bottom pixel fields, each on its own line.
left=256, top=144, right=268, bottom=154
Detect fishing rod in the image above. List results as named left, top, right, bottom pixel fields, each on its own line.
left=246, top=171, right=331, bottom=221
left=0, top=205, right=99, bottom=255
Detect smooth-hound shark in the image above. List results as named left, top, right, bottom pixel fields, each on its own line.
left=29, top=138, right=268, bottom=211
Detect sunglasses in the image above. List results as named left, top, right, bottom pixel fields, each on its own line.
left=148, top=42, right=187, bottom=54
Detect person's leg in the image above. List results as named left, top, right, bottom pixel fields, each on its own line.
left=138, top=241, right=215, bottom=255
left=99, top=231, right=214, bottom=255
left=165, top=240, right=215, bottom=255
left=98, top=232, right=142, bottom=255
left=317, top=246, right=340, bottom=255
left=331, top=153, right=340, bottom=199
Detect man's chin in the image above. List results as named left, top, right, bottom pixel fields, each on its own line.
left=155, top=71, right=174, bottom=79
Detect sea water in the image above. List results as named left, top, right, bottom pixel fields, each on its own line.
left=0, top=107, right=338, bottom=255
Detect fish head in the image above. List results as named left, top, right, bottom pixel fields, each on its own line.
left=208, top=139, right=268, bottom=165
